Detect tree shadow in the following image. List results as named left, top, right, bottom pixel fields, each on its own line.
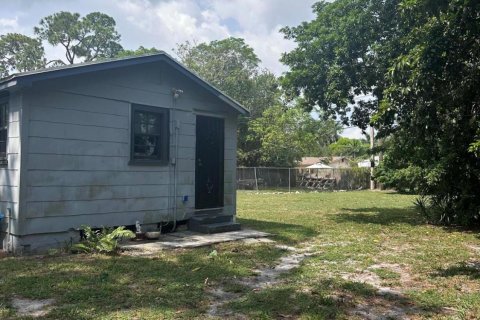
left=332, top=207, right=422, bottom=226
left=237, top=218, right=318, bottom=244
left=432, top=261, right=480, bottom=280
left=227, top=278, right=444, bottom=319
left=0, top=243, right=283, bottom=319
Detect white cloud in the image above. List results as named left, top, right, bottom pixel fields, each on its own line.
left=0, top=17, right=21, bottom=34
left=0, top=17, right=19, bottom=29
left=239, top=25, right=296, bottom=74
left=207, top=0, right=316, bottom=74
left=0, top=0, right=317, bottom=74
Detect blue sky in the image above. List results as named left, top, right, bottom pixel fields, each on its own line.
left=0, top=0, right=363, bottom=138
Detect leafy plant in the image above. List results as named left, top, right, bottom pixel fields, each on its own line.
left=72, top=225, right=135, bottom=254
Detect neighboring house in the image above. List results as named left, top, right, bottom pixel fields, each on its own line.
left=0, top=53, right=248, bottom=253
left=299, top=156, right=351, bottom=169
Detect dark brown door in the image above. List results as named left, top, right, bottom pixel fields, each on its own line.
left=195, top=115, right=224, bottom=209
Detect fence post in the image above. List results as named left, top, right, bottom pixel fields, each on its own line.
left=254, top=167, right=259, bottom=191
left=288, top=168, right=291, bottom=193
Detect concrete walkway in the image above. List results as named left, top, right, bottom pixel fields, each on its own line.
left=121, top=229, right=271, bottom=254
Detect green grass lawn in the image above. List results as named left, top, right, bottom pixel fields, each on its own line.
left=1, top=191, right=479, bottom=319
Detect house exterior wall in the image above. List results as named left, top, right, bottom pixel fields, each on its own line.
left=0, top=92, right=22, bottom=250
left=7, top=61, right=239, bottom=252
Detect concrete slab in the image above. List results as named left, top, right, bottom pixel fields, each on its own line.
left=121, top=229, right=271, bottom=253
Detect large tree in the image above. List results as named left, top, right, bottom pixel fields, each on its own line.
left=281, top=0, right=402, bottom=129
left=175, top=38, right=278, bottom=117
left=376, top=0, right=480, bottom=225
left=34, top=11, right=123, bottom=65
left=0, top=33, right=46, bottom=78
left=282, top=0, right=480, bottom=226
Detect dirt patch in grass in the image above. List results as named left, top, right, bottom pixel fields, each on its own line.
left=338, top=263, right=429, bottom=319
left=466, top=244, right=480, bottom=253
left=206, top=243, right=315, bottom=318
left=336, top=261, right=462, bottom=319
left=11, top=297, right=55, bottom=318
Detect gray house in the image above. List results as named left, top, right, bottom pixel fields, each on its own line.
left=0, top=53, right=248, bottom=253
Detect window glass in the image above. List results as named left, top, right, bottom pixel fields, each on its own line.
left=131, top=105, right=169, bottom=164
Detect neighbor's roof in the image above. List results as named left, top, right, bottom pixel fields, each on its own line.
left=0, top=52, right=249, bottom=115
left=306, top=163, right=333, bottom=169
left=300, top=157, right=323, bottom=166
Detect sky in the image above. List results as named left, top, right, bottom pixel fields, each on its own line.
left=0, top=0, right=363, bottom=138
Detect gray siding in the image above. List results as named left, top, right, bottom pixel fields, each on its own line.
left=19, top=61, right=239, bottom=239
left=0, top=92, right=22, bottom=249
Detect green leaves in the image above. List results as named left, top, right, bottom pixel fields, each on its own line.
left=0, top=10, right=123, bottom=76
left=328, top=137, right=369, bottom=159
left=34, top=11, right=122, bottom=64
left=0, top=33, right=46, bottom=77
left=175, top=37, right=268, bottom=116
left=72, top=225, right=135, bottom=254
left=281, top=0, right=393, bottom=128
left=282, top=0, right=480, bottom=225
left=116, top=46, right=161, bottom=58
left=249, top=104, right=341, bottom=167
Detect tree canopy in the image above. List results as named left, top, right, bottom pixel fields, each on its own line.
left=281, top=0, right=400, bottom=129
left=0, top=11, right=131, bottom=77
left=34, top=11, right=123, bottom=65
left=116, top=46, right=161, bottom=58
left=175, top=38, right=277, bottom=118
left=0, top=33, right=46, bottom=78
left=328, top=137, right=369, bottom=159
left=282, top=0, right=480, bottom=226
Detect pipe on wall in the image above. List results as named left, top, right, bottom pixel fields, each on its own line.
left=6, top=208, right=12, bottom=252
left=171, top=88, right=183, bottom=231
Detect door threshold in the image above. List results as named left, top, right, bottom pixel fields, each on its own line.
left=194, top=207, right=223, bottom=214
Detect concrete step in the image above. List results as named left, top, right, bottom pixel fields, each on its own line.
left=194, top=208, right=223, bottom=215
left=189, top=221, right=242, bottom=234
left=189, top=214, right=233, bottom=226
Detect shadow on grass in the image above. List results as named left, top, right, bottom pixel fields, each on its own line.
left=0, top=243, right=285, bottom=320
left=333, top=207, right=421, bottom=226
left=237, top=218, right=318, bottom=244
left=433, top=261, right=480, bottom=280
left=228, top=278, right=443, bottom=319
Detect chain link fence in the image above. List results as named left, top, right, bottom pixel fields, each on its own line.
left=237, top=167, right=371, bottom=191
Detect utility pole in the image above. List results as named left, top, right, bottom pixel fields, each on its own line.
left=370, top=126, right=375, bottom=190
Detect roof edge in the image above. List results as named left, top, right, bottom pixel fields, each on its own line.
left=0, top=53, right=250, bottom=115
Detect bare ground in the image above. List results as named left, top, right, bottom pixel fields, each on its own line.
left=206, top=243, right=316, bottom=318
left=11, top=297, right=55, bottom=318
